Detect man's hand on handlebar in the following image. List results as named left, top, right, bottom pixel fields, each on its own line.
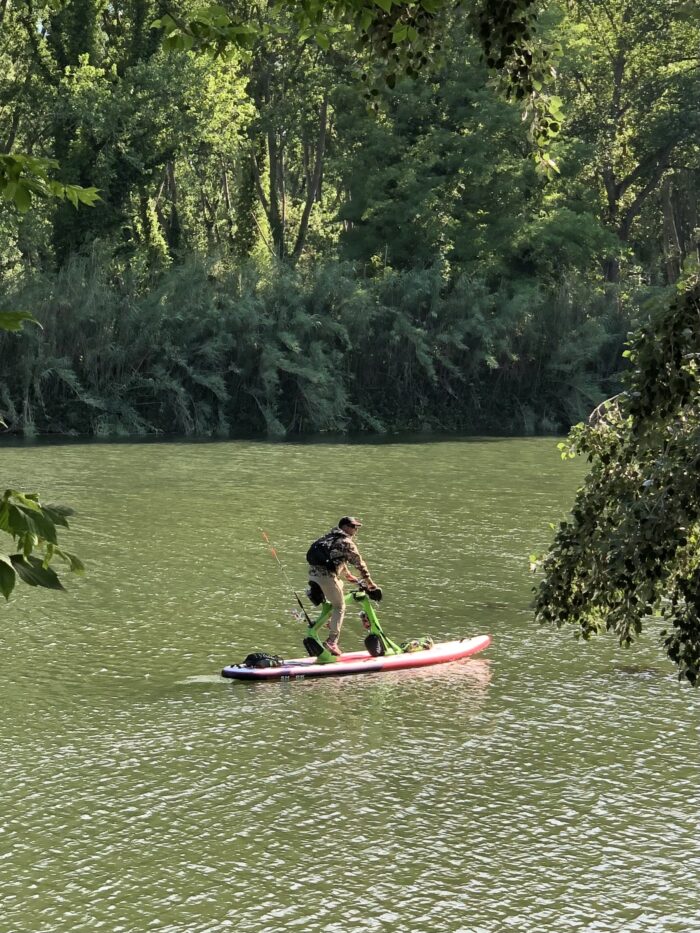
left=359, top=579, right=383, bottom=601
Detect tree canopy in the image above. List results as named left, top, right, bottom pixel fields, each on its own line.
left=534, top=274, right=700, bottom=684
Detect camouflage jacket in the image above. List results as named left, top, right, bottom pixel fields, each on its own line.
left=308, top=527, right=371, bottom=580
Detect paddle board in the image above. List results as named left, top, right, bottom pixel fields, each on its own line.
left=221, top=635, right=491, bottom=681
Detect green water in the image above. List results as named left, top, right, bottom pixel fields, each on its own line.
left=1, top=437, right=698, bottom=933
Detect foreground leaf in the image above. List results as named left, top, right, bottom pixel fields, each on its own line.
left=0, top=556, right=16, bottom=599
left=10, top=555, right=65, bottom=590
left=0, top=311, right=41, bottom=333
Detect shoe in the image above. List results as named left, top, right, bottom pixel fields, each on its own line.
left=323, top=640, right=342, bottom=657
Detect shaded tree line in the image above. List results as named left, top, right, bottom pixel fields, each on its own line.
left=0, top=255, right=628, bottom=436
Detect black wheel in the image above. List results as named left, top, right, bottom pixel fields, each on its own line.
left=304, top=636, right=324, bottom=657
left=364, top=634, right=385, bottom=657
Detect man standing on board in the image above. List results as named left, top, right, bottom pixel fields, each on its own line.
left=307, top=517, right=378, bottom=656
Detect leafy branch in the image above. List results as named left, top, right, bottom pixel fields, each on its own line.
left=533, top=274, right=700, bottom=683
left=0, top=153, right=100, bottom=213
left=0, top=490, right=84, bottom=599
left=152, top=0, right=562, bottom=168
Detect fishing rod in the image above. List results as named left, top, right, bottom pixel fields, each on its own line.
left=260, top=529, right=313, bottom=625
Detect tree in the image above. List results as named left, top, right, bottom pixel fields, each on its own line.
left=1, top=0, right=240, bottom=260
left=155, top=0, right=562, bottom=164
left=0, top=2, right=99, bottom=213
left=559, top=0, right=700, bottom=281
left=243, top=9, right=336, bottom=262
left=0, top=0, right=100, bottom=595
left=330, top=13, right=538, bottom=271
left=533, top=274, right=700, bottom=684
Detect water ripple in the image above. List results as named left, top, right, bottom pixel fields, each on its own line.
left=1, top=438, right=699, bottom=933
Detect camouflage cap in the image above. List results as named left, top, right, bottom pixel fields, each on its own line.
left=338, top=516, right=362, bottom=528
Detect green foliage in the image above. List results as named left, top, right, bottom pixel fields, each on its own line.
left=472, top=0, right=563, bottom=171
left=153, top=1, right=562, bottom=164
left=0, top=489, right=83, bottom=599
left=0, top=311, right=40, bottom=333
left=154, top=6, right=258, bottom=58
left=0, top=311, right=41, bottom=426
left=513, top=208, right=620, bottom=279
left=0, top=298, right=82, bottom=598
left=556, top=0, right=700, bottom=279
left=332, top=32, right=539, bottom=271
left=0, top=154, right=100, bottom=213
left=0, top=254, right=632, bottom=437
left=1, top=0, right=692, bottom=422
left=533, top=275, right=700, bottom=684
left=154, top=0, right=450, bottom=72
left=3, top=0, right=694, bottom=291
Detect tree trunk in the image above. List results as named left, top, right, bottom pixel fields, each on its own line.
left=221, top=167, right=236, bottom=243
left=291, top=94, right=329, bottom=262
left=661, top=176, right=681, bottom=284
left=600, top=47, right=626, bottom=283
left=237, top=144, right=264, bottom=259
left=164, top=160, right=181, bottom=253
left=3, top=107, right=22, bottom=154
left=267, top=129, right=285, bottom=259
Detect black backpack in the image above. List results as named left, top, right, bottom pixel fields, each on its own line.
left=306, top=531, right=343, bottom=571
left=243, top=652, right=284, bottom=668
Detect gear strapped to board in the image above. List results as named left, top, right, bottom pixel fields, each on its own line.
left=243, top=652, right=285, bottom=669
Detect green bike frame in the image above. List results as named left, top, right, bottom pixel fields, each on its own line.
left=305, top=588, right=402, bottom=664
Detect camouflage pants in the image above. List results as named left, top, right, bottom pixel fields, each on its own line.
left=308, top=568, right=345, bottom=642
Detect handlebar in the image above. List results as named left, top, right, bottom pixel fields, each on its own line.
left=352, top=582, right=383, bottom=602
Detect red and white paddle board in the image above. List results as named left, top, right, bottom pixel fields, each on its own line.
left=221, top=635, right=491, bottom=681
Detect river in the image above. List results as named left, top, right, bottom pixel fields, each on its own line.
left=1, top=437, right=698, bottom=933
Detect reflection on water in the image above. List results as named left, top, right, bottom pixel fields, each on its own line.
left=1, top=437, right=699, bottom=933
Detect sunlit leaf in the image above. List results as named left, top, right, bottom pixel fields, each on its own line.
left=14, top=185, right=31, bottom=213
left=0, top=311, right=41, bottom=333
left=17, top=506, right=58, bottom=544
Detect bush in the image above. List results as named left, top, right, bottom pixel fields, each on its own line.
left=0, top=254, right=638, bottom=437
